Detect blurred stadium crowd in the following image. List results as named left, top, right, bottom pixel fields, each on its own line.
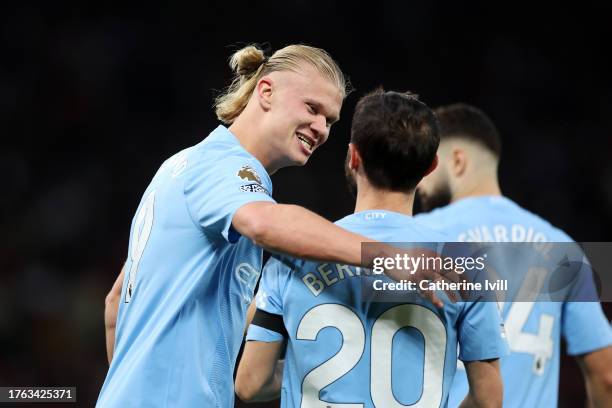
left=1, top=2, right=611, bottom=406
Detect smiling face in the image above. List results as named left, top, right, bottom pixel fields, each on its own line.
left=259, top=65, right=343, bottom=170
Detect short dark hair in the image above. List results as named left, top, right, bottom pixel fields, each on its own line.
left=434, top=103, right=502, bottom=157
left=350, top=89, right=439, bottom=192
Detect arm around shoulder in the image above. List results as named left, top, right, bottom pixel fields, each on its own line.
left=232, top=202, right=371, bottom=266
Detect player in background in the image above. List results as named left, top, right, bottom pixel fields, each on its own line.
left=415, top=103, right=612, bottom=408
left=98, top=44, right=386, bottom=408
left=235, top=90, right=506, bottom=408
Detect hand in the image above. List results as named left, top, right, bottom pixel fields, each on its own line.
left=363, top=243, right=462, bottom=308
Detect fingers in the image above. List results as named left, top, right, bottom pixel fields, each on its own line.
left=444, top=287, right=459, bottom=303
left=420, top=268, right=458, bottom=304
left=425, top=291, right=444, bottom=309
left=426, top=275, right=458, bottom=306
left=372, top=244, right=486, bottom=307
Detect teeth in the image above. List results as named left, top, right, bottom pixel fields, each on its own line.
left=297, top=134, right=313, bottom=149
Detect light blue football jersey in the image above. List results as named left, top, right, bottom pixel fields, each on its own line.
left=415, top=196, right=612, bottom=408
left=247, top=210, right=507, bottom=408
left=97, top=125, right=275, bottom=407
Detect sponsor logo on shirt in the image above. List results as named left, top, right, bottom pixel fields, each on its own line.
left=240, top=183, right=270, bottom=195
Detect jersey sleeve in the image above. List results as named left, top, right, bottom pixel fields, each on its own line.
left=184, top=154, right=275, bottom=243
left=561, top=254, right=612, bottom=355
left=563, top=302, right=612, bottom=355
left=246, top=255, right=294, bottom=343
left=457, top=301, right=509, bottom=361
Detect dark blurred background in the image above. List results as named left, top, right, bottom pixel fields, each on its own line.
left=1, top=1, right=611, bottom=407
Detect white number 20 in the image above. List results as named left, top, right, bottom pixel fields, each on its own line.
left=125, top=190, right=156, bottom=303
left=297, top=303, right=447, bottom=407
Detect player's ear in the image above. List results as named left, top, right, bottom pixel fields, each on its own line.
left=348, top=143, right=362, bottom=170
left=452, top=148, right=467, bottom=177
left=423, top=155, right=438, bottom=177
left=256, top=76, right=273, bottom=111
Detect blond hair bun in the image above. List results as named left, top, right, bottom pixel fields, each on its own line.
left=230, top=45, right=266, bottom=77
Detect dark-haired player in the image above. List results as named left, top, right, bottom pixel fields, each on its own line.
left=416, top=103, right=612, bottom=407
left=236, top=91, right=506, bottom=408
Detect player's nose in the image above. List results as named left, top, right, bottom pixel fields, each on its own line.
left=311, top=115, right=329, bottom=144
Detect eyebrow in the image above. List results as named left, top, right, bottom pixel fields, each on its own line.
left=307, top=99, right=340, bottom=125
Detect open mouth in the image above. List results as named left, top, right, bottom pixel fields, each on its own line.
left=297, top=133, right=314, bottom=151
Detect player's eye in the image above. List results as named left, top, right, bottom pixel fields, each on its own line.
left=306, top=103, right=316, bottom=114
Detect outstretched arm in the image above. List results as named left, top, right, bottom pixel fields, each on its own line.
left=233, top=202, right=372, bottom=266
left=105, top=267, right=124, bottom=365
left=233, top=202, right=453, bottom=308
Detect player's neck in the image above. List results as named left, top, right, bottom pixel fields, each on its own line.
left=228, top=118, right=279, bottom=174
left=452, top=178, right=502, bottom=202
left=354, top=185, right=415, bottom=216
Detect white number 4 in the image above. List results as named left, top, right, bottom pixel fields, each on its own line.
left=504, top=302, right=554, bottom=375
left=501, top=266, right=555, bottom=375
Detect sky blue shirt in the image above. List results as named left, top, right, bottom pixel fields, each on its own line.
left=247, top=210, right=507, bottom=408
left=97, top=126, right=275, bottom=407
left=416, top=196, right=612, bottom=408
